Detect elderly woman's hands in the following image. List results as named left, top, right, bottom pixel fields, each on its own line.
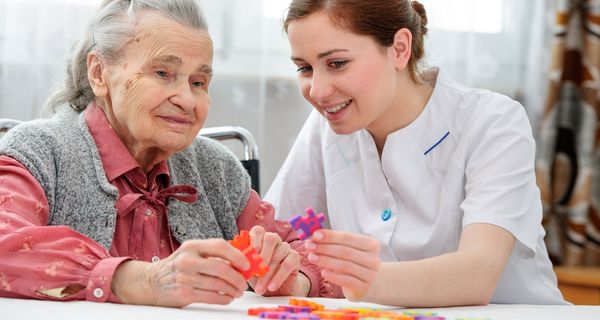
left=111, top=238, right=249, bottom=307
left=247, top=226, right=310, bottom=297
left=110, top=227, right=310, bottom=307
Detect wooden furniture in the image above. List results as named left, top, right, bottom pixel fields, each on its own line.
left=555, top=266, right=600, bottom=305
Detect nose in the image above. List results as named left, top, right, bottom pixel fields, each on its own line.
left=308, top=71, right=335, bottom=103
left=168, top=80, right=197, bottom=112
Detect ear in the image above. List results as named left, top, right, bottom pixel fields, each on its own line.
left=87, top=51, right=109, bottom=98
left=391, top=28, right=413, bottom=70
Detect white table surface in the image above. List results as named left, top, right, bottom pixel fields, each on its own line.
left=2, top=291, right=600, bottom=320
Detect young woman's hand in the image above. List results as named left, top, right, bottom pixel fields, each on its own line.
left=247, top=225, right=310, bottom=297
left=111, top=238, right=249, bottom=307
left=305, top=230, right=381, bottom=301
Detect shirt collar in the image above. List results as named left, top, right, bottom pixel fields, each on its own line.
left=85, top=102, right=170, bottom=183
left=384, top=67, right=449, bottom=154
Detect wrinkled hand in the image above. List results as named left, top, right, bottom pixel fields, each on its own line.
left=305, top=230, right=380, bottom=301
left=111, top=238, right=249, bottom=307
left=247, top=226, right=308, bottom=296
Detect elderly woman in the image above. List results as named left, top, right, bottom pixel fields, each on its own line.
left=0, top=0, right=335, bottom=307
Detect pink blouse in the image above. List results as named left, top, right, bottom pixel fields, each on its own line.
left=0, top=105, right=341, bottom=303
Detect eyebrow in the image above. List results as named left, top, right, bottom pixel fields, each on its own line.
left=291, top=49, right=349, bottom=62
left=151, top=55, right=213, bottom=76
left=197, top=64, right=213, bottom=76
left=153, top=55, right=182, bottom=65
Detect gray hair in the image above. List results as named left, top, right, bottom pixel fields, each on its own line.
left=44, top=0, right=208, bottom=113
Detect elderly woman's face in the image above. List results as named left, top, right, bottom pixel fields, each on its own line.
left=100, top=11, right=213, bottom=157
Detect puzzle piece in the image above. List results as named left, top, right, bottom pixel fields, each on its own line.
left=289, top=208, right=325, bottom=240
left=285, top=313, right=320, bottom=320
left=248, top=307, right=284, bottom=316
left=239, top=246, right=269, bottom=280
left=229, top=230, right=269, bottom=280
left=278, top=305, right=312, bottom=313
left=259, top=311, right=291, bottom=319
left=229, top=230, right=251, bottom=250
left=288, top=298, right=324, bottom=311
left=247, top=298, right=454, bottom=320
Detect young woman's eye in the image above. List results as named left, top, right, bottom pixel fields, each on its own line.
left=329, top=61, right=347, bottom=69
left=296, top=65, right=312, bottom=73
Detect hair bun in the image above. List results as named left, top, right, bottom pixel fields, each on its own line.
left=411, top=0, right=428, bottom=36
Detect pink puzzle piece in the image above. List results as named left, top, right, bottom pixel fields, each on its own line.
left=239, top=246, right=269, bottom=280
left=289, top=208, right=325, bottom=240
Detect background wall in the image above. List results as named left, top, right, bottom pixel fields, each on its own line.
left=0, top=0, right=553, bottom=195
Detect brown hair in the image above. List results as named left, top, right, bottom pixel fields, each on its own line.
left=284, top=0, right=428, bottom=82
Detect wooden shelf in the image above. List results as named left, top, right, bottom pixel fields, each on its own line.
left=554, top=266, right=600, bottom=305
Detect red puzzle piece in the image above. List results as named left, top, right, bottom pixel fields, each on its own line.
left=228, top=230, right=269, bottom=280
left=229, top=230, right=250, bottom=250
left=239, top=246, right=269, bottom=279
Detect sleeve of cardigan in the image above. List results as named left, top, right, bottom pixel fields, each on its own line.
left=235, top=190, right=343, bottom=298
left=0, top=156, right=128, bottom=302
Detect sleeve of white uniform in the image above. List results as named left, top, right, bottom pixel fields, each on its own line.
left=461, top=96, right=542, bottom=258
left=265, top=110, right=328, bottom=221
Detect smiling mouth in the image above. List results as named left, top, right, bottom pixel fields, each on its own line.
left=324, top=100, right=352, bottom=114
left=159, top=115, right=192, bottom=125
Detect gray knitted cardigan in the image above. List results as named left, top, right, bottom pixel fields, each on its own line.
left=0, top=107, right=250, bottom=250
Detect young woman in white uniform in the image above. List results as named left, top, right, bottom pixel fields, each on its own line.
left=265, top=0, right=566, bottom=307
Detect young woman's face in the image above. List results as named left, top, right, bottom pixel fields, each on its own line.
left=287, top=11, right=399, bottom=135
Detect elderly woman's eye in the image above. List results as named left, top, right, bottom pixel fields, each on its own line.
left=156, top=70, right=169, bottom=78
left=191, top=80, right=205, bottom=88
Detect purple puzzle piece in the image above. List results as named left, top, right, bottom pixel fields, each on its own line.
left=289, top=208, right=325, bottom=240
left=259, top=311, right=291, bottom=319
left=286, top=313, right=320, bottom=320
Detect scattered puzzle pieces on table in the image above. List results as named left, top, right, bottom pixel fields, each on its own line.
left=246, top=297, right=487, bottom=320
left=228, top=230, right=269, bottom=280
left=289, top=208, right=325, bottom=240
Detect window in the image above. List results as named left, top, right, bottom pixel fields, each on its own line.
left=263, top=0, right=290, bottom=20
left=421, top=0, right=504, bottom=34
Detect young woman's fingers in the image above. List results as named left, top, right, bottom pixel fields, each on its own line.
left=307, top=252, right=377, bottom=284
left=320, top=270, right=371, bottom=301
left=307, top=242, right=380, bottom=269
left=320, top=268, right=369, bottom=292
left=312, top=230, right=380, bottom=253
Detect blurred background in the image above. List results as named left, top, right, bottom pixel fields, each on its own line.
left=0, top=0, right=552, bottom=190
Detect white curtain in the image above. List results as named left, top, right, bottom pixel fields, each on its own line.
left=0, top=0, right=554, bottom=193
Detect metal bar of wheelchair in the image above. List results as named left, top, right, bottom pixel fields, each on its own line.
left=0, top=119, right=24, bottom=134
left=0, top=120, right=260, bottom=194
left=200, top=126, right=260, bottom=194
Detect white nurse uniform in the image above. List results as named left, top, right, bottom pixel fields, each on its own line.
left=266, top=68, right=565, bottom=304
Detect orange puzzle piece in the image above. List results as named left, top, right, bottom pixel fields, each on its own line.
left=229, top=230, right=269, bottom=280
left=229, top=230, right=251, bottom=250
